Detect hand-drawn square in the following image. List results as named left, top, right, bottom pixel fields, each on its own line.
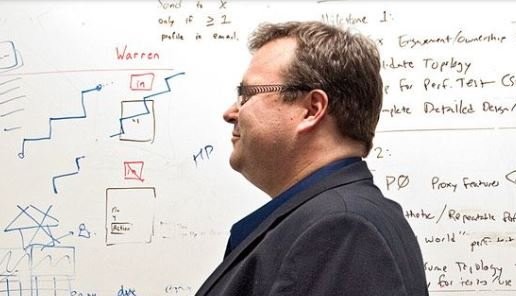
left=119, top=100, right=155, bottom=143
left=105, top=187, right=156, bottom=246
left=124, top=161, right=144, bottom=182
left=0, top=41, right=19, bottom=69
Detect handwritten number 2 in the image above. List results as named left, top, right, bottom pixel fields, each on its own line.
left=374, top=147, right=384, bottom=159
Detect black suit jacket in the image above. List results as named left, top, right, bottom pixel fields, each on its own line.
left=196, top=161, right=429, bottom=295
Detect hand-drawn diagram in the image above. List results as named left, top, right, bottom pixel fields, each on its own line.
left=0, top=41, right=21, bottom=71
left=111, top=71, right=185, bottom=140
left=105, top=187, right=156, bottom=246
left=52, top=156, right=86, bottom=194
left=506, top=170, right=516, bottom=185
left=0, top=76, right=25, bottom=133
left=4, top=205, right=62, bottom=251
left=2, top=205, right=75, bottom=296
left=124, top=161, right=145, bottom=182
left=1, top=41, right=27, bottom=133
left=119, top=100, right=156, bottom=143
left=77, top=223, right=91, bottom=239
left=130, top=73, right=155, bottom=91
left=17, top=84, right=102, bottom=159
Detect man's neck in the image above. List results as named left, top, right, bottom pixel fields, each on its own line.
left=265, top=145, right=363, bottom=197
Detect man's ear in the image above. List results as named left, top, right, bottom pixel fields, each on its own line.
left=297, top=89, right=329, bottom=133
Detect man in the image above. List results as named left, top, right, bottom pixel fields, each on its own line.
left=196, top=21, right=428, bottom=295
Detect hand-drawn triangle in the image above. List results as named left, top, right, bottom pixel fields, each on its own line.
left=506, top=170, right=516, bottom=185
left=4, top=205, right=59, bottom=232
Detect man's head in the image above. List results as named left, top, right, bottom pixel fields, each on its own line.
left=248, top=21, right=383, bottom=155
left=223, top=21, right=383, bottom=196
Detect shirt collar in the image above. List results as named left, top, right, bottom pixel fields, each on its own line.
left=224, top=157, right=361, bottom=257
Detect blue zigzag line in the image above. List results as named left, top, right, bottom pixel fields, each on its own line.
left=17, top=84, right=102, bottom=159
left=52, top=156, right=85, bottom=194
left=110, top=71, right=185, bottom=138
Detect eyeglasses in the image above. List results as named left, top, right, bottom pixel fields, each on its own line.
left=236, top=83, right=312, bottom=107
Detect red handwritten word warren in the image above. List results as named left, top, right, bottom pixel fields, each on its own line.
left=116, top=45, right=160, bottom=61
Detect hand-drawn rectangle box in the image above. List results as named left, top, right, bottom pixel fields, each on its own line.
left=119, top=100, right=155, bottom=143
left=0, top=41, right=18, bottom=69
left=130, top=73, right=155, bottom=90
left=105, top=187, right=156, bottom=246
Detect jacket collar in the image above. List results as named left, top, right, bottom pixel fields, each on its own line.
left=195, top=160, right=372, bottom=295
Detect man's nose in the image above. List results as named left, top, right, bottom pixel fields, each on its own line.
left=223, top=103, right=238, bottom=124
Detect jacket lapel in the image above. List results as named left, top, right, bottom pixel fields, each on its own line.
left=195, top=161, right=372, bottom=295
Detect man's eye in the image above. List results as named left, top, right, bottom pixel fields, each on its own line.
left=241, top=95, right=251, bottom=104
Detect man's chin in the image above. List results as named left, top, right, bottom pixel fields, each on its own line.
left=228, top=154, right=242, bottom=172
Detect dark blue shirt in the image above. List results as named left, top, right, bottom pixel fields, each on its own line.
left=224, top=157, right=361, bottom=257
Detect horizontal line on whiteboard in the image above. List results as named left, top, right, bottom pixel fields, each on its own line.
left=0, top=108, right=24, bottom=117
left=3, top=126, right=21, bottom=132
left=377, top=126, right=516, bottom=133
left=0, top=68, right=175, bottom=77
left=0, top=77, right=22, bottom=86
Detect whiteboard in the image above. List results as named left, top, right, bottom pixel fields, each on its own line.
left=1, top=1, right=515, bottom=295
